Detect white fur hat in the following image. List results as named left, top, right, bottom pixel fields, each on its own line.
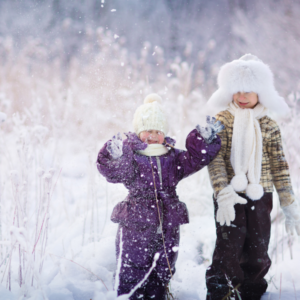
left=206, top=54, right=290, bottom=116
left=133, top=93, right=168, bottom=135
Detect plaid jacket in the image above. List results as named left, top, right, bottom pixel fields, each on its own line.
left=208, top=110, right=295, bottom=207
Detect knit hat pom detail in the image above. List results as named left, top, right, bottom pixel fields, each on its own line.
left=246, top=183, right=264, bottom=201
left=230, top=174, right=248, bottom=192
left=144, top=93, right=162, bottom=104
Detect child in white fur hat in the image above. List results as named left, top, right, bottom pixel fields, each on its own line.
left=205, top=54, right=300, bottom=300
left=97, top=93, right=222, bottom=299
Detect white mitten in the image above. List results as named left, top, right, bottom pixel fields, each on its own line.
left=216, top=185, right=248, bottom=226
left=282, top=201, right=300, bottom=236
left=107, top=133, right=123, bottom=159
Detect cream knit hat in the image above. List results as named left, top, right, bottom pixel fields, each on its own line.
left=133, top=93, right=168, bottom=135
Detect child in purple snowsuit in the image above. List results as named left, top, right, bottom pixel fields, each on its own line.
left=97, top=93, right=222, bottom=299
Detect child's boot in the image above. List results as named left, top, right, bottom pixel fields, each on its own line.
left=118, top=284, right=146, bottom=300
left=144, top=271, right=168, bottom=299
left=240, top=279, right=268, bottom=300
left=145, top=284, right=167, bottom=299
left=206, top=289, right=241, bottom=300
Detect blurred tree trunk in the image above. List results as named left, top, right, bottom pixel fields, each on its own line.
left=228, top=0, right=248, bottom=12
left=164, top=0, right=185, bottom=57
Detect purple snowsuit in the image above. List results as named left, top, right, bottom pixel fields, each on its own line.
left=97, top=129, right=221, bottom=299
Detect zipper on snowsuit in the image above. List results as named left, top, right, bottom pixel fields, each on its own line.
left=149, top=156, right=164, bottom=234
left=155, top=156, right=163, bottom=189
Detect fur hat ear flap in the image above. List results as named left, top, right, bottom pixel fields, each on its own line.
left=206, top=89, right=233, bottom=116
left=258, top=89, right=290, bottom=117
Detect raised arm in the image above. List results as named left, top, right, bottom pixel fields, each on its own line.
left=207, top=114, right=229, bottom=195
left=96, top=132, right=147, bottom=185
left=175, top=125, right=221, bottom=181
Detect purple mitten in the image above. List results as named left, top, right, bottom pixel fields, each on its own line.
left=124, top=132, right=148, bottom=152
left=164, top=136, right=176, bottom=147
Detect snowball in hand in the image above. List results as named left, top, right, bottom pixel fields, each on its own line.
left=107, top=132, right=123, bottom=159
left=196, top=115, right=224, bottom=144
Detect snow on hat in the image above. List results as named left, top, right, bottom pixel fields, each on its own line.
left=206, top=53, right=290, bottom=116
left=133, top=93, right=168, bottom=135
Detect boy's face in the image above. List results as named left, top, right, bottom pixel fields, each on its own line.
left=139, top=130, right=165, bottom=144
left=233, top=92, right=258, bottom=109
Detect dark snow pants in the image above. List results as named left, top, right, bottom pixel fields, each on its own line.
left=206, top=193, right=273, bottom=300
left=116, top=223, right=180, bottom=300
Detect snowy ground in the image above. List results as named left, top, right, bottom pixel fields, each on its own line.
left=0, top=137, right=299, bottom=300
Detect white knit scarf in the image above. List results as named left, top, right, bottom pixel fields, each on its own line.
left=227, top=101, right=268, bottom=200
left=138, top=144, right=169, bottom=156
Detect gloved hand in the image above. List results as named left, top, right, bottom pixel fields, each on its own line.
left=163, top=136, right=176, bottom=147
left=196, top=116, right=224, bottom=144
left=282, top=201, right=300, bottom=236
left=107, top=133, right=123, bottom=159
left=124, top=132, right=147, bottom=152
left=216, top=185, right=247, bottom=226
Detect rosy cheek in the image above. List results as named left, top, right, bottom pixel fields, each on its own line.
left=158, top=135, right=164, bottom=144
left=140, top=133, right=149, bottom=142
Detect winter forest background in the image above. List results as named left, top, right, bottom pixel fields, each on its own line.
left=0, top=0, right=300, bottom=299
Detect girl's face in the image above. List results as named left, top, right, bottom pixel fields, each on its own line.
left=233, top=92, right=259, bottom=109
left=139, top=130, right=165, bottom=144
